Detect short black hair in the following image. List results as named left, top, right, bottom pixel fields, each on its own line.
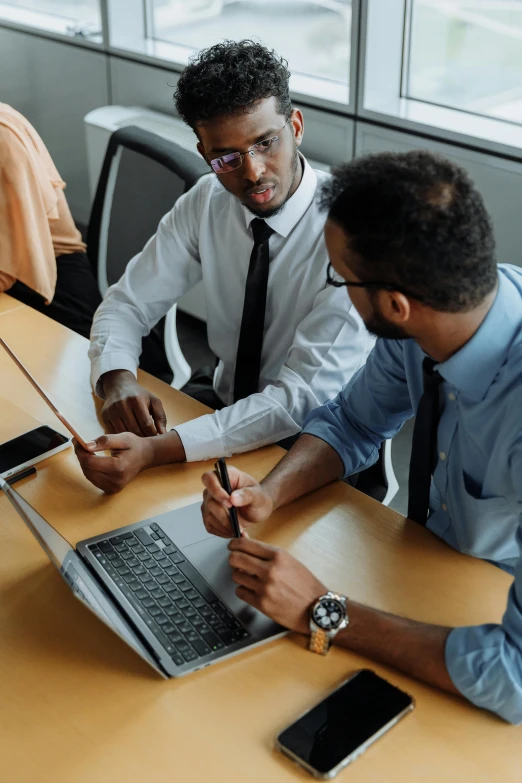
left=174, top=40, right=292, bottom=131
left=320, top=150, right=497, bottom=312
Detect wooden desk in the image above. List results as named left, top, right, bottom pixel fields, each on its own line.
left=0, top=297, right=520, bottom=783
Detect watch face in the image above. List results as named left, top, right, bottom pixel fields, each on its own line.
left=313, top=598, right=345, bottom=631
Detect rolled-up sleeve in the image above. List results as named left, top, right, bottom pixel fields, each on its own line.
left=445, top=440, right=522, bottom=724
left=303, top=337, right=415, bottom=477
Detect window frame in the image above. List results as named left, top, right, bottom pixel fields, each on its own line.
left=358, top=0, right=522, bottom=158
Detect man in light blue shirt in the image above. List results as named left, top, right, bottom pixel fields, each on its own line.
left=201, top=150, right=522, bottom=724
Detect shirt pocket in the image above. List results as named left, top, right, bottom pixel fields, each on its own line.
left=457, top=477, right=519, bottom=565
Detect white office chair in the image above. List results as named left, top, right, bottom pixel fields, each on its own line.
left=87, top=125, right=208, bottom=389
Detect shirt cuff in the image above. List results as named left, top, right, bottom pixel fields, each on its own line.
left=174, top=414, right=227, bottom=462
left=90, top=352, right=138, bottom=398
left=445, top=625, right=522, bottom=724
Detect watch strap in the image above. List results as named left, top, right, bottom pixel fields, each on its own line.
left=309, top=626, right=330, bottom=655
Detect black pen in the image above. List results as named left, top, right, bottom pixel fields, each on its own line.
left=214, top=458, right=241, bottom=537
left=5, top=466, right=37, bottom=487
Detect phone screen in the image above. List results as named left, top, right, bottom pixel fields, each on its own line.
left=278, top=670, right=413, bottom=776
left=0, top=426, right=69, bottom=474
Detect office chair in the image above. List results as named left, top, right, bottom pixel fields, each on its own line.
left=87, top=125, right=208, bottom=388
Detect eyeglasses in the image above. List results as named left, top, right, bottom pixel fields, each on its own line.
left=209, top=122, right=288, bottom=174
left=326, top=263, right=422, bottom=300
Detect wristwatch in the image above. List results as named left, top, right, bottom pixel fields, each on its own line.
left=309, top=591, right=349, bottom=655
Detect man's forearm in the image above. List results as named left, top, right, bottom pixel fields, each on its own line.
left=147, top=430, right=186, bottom=466
left=261, top=434, right=344, bottom=511
left=335, top=601, right=457, bottom=695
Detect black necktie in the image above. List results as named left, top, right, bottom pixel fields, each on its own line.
left=407, top=358, right=443, bottom=525
left=233, top=218, right=275, bottom=402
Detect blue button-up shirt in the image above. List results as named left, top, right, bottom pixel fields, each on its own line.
left=303, top=264, right=522, bottom=723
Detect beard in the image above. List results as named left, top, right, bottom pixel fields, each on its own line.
left=244, top=145, right=301, bottom=218
left=364, top=302, right=410, bottom=340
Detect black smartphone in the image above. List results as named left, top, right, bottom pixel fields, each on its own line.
left=0, top=426, right=70, bottom=479
left=214, top=458, right=241, bottom=537
left=276, top=669, right=414, bottom=779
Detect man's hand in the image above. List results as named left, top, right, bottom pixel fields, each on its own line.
left=201, top=465, right=274, bottom=538
left=228, top=537, right=326, bottom=634
left=101, top=369, right=167, bottom=437
left=74, top=433, right=154, bottom=494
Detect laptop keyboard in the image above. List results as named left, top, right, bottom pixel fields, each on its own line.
left=88, top=522, right=250, bottom=667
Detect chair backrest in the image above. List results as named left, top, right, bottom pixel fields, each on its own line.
left=87, top=124, right=208, bottom=293
left=86, top=125, right=208, bottom=388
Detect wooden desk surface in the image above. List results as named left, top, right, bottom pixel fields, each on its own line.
left=0, top=296, right=520, bottom=783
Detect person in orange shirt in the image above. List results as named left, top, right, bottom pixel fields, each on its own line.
left=0, top=103, right=101, bottom=338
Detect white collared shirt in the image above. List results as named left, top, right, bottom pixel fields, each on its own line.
left=89, top=157, right=374, bottom=461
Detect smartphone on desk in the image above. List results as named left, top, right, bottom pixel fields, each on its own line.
left=0, top=425, right=70, bottom=480
left=275, top=669, right=414, bottom=779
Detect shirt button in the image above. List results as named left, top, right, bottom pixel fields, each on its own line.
left=447, top=392, right=456, bottom=401
left=439, top=452, right=447, bottom=460
left=442, top=503, right=448, bottom=512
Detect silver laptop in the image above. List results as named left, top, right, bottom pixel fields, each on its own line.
left=0, top=476, right=285, bottom=678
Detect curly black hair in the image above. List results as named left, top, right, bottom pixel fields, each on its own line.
left=174, top=40, right=292, bottom=130
left=320, top=150, right=497, bottom=312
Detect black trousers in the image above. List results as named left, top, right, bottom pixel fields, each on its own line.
left=8, top=251, right=101, bottom=340
left=8, top=251, right=173, bottom=383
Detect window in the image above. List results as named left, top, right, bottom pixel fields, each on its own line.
left=0, top=0, right=101, bottom=39
left=107, top=0, right=352, bottom=106
left=406, top=0, right=522, bottom=125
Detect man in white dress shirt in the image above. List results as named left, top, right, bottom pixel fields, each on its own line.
left=76, top=40, right=373, bottom=493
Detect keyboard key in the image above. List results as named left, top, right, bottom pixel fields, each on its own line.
left=193, top=597, right=206, bottom=609
left=163, top=623, right=176, bottom=635
left=179, top=581, right=192, bottom=593
left=167, top=631, right=184, bottom=644
left=150, top=587, right=165, bottom=600
left=172, top=654, right=184, bottom=666
left=164, top=605, right=180, bottom=617
left=134, top=565, right=146, bottom=576
left=112, top=558, right=126, bottom=570
left=157, top=557, right=170, bottom=568
left=149, top=606, right=162, bottom=617
left=135, top=528, right=154, bottom=547
left=142, top=597, right=155, bottom=609
left=164, top=586, right=182, bottom=599
left=137, top=552, right=151, bottom=562
left=182, top=649, right=198, bottom=662
left=133, top=545, right=145, bottom=554
left=147, top=544, right=160, bottom=554
left=173, top=614, right=186, bottom=626
left=122, top=572, right=135, bottom=583
left=158, top=595, right=171, bottom=607
left=127, top=539, right=140, bottom=549
left=169, top=553, right=185, bottom=565
left=186, top=629, right=201, bottom=642
left=164, top=565, right=179, bottom=576
left=163, top=544, right=177, bottom=555
left=192, top=638, right=211, bottom=657
left=127, top=557, right=140, bottom=569
left=98, top=541, right=113, bottom=553
left=156, top=615, right=169, bottom=626
left=136, top=589, right=149, bottom=600
left=156, top=575, right=170, bottom=586
left=114, top=543, right=127, bottom=553
left=217, top=629, right=236, bottom=645
left=152, top=551, right=165, bottom=561
left=140, top=573, right=153, bottom=584
left=157, top=529, right=166, bottom=539
left=172, top=573, right=185, bottom=585
left=120, top=533, right=134, bottom=540
left=106, top=552, right=119, bottom=561
left=178, top=621, right=193, bottom=635
left=128, top=580, right=142, bottom=592
left=150, top=567, right=163, bottom=578
left=200, top=605, right=214, bottom=618
left=121, top=551, right=134, bottom=561
left=183, top=607, right=197, bottom=619
left=142, top=558, right=155, bottom=568
left=202, top=631, right=224, bottom=651
left=186, top=589, right=199, bottom=601
left=177, top=598, right=190, bottom=611
left=151, top=531, right=160, bottom=540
